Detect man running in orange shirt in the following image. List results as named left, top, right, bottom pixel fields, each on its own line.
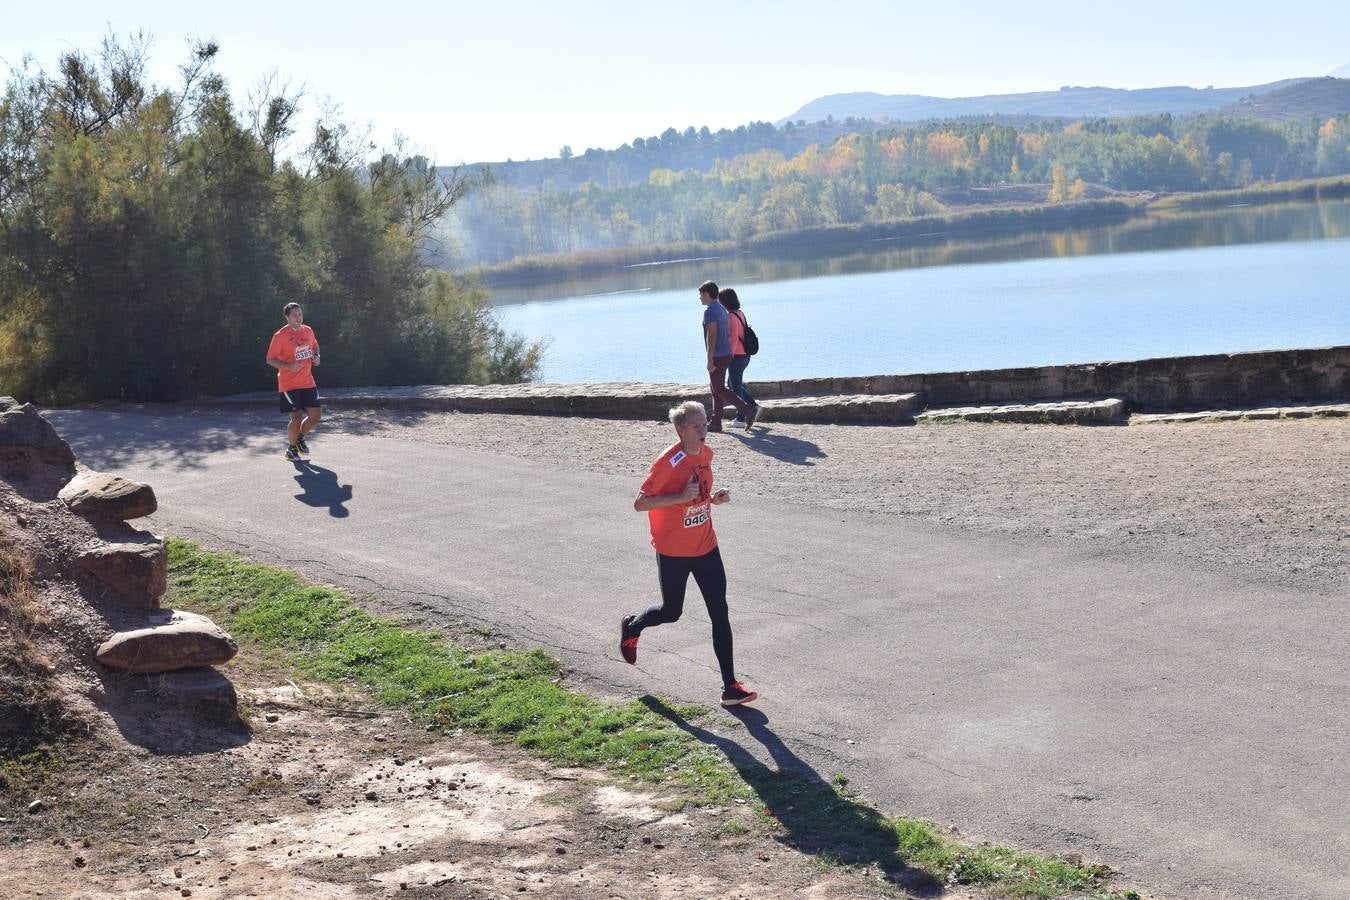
left=266, top=302, right=321, bottom=462
left=619, top=400, right=757, bottom=707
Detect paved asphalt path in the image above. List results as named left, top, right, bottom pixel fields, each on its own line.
left=47, top=408, right=1349, bottom=900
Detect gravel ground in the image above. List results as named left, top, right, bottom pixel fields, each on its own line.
left=324, top=409, right=1350, bottom=595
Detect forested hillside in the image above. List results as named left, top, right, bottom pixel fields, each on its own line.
left=468, top=117, right=892, bottom=193
left=1221, top=77, right=1350, bottom=122
left=445, top=113, right=1350, bottom=267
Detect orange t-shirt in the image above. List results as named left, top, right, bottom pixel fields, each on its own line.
left=268, top=325, right=319, bottom=393
left=639, top=442, right=717, bottom=557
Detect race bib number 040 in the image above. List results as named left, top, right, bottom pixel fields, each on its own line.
left=683, top=502, right=709, bottom=529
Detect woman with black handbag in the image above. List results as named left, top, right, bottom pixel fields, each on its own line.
left=719, top=288, right=760, bottom=431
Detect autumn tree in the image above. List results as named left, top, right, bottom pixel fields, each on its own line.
left=1048, top=164, right=1070, bottom=202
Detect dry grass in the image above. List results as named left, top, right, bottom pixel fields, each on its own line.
left=0, top=529, right=67, bottom=753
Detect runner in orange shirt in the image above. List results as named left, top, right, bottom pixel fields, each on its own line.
left=266, top=302, right=321, bottom=462
left=619, top=400, right=757, bottom=707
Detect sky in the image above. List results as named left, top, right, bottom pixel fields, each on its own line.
left=5, top=1, right=1350, bottom=165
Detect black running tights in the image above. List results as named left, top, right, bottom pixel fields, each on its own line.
left=631, top=547, right=736, bottom=687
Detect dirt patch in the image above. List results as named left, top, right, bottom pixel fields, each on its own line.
left=2, top=670, right=905, bottom=899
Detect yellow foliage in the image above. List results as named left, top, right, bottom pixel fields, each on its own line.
left=789, top=143, right=858, bottom=179
left=871, top=182, right=908, bottom=220
left=829, top=145, right=858, bottom=177
left=720, top=149, right=787, bottom=180
left=648, top=168, right=679, bottom=188
left=788, top=145, right=822, bottom=178
left=1018, top=133, right=1045, bottom=160
left=925, top=132, right=966, bottom=168
left=1048, top=163, right=1069, bottom=203
left=756, top=181, right=814, bottom=231
left=883, top=136, right=908, bottom=170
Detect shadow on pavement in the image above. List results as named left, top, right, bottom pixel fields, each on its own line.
left=725, top=428, right=827, bottom=466
left=42, top=408, right=276, bottom=473
left=642, top=696, right=942, bottom=896
left=44, top=404, right=447, bottom=470
left=291, top=462, right=353, bottom=517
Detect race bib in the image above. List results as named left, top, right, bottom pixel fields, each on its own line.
left=294, top=345, right=314, bottom=361
left=682, top=502, right=709, bottom=529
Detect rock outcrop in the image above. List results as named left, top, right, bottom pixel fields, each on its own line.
left=145, top=668, right=240, bottom=725
left=59, top=470, right=158, bottom=520
left=95, top=610, right=239, bottom=674
left=0, top=397, right=75, bottom=467
left=75, top=538, right=167, bottom=609
left=0, top=398, right=241, bottom=735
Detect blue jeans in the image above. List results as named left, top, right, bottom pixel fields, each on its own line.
left=727, top=355, right=756, bottom=413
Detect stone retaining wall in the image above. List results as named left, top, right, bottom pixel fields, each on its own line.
left=749, top=345, right=1350, bottom=409
left=210, top=345, right=1350, bottom=420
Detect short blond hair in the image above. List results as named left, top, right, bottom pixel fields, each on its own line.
left=668, top=400, right=707, bottom=428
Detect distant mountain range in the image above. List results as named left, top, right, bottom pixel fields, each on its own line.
left=780, top=70, right=1350, bottom=126
left=463, top=69, right=1350, bottom=185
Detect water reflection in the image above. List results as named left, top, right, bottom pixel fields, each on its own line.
left=494, top=199, right=1350, bottom=383
left=492, top=199, right=1350, bottom=306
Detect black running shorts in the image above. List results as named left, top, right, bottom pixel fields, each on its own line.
left=279, top=387, right=320, bottom=413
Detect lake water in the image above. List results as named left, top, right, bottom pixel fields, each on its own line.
left=493, top=200, right=1350, bottom=383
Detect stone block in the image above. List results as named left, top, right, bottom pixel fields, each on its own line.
left=97, top=610, right=238, bottom=674
left=1090, top=362, right=1136, bottom=396
left=917, top=398, right=1124, bottom=425
left=759, top=393, right=921, bottom=424
left=0, top=399, right=75, bottom=466
left=58, top=470, right=158, bottom=520
left=1188, top=374, right=1243, bottom=406
left=1283, top=367, right=1330, bottom=399
left=1242, top=367, right=1293, bottom=403
left=75, top=539, right=166, bottom=608
left=986, top=380, right=1018, bottom=402
left=146, top=667, right=239, bottom=725
left=1030, top=367, right=1069, bottom=399
left=924, top=372, right=982, bottom=405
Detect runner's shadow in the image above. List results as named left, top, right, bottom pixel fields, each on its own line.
left=291, top=461, right=353, bottom=518
left=641, top=696, right=941, bottom=896
left=726, top=428, right=826, bottom=466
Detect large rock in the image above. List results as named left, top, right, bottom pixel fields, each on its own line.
left=145, top=667, right=240, bottom=724
left=0, top=398, right=75, bottom=466
left=75, top=539, right=167, bottom=608
left=96, top=610, right=238, bottom=674
left=59, top=470, right=157, bottom=520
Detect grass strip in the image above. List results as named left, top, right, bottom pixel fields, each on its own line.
left=1149, top=174, right=1350, bottom=212
left=166, top=537, right=1137, bottom=899
left=473, top=200, right=1137, bottom=288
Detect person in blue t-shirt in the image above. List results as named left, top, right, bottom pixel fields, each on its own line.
left=698, top=280, right=756, bottom=432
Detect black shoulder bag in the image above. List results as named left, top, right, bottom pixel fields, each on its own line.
left=736, top=310, right=759, bottom=356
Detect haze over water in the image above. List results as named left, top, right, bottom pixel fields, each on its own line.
left=494, top=199, right=1350, bottom=384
